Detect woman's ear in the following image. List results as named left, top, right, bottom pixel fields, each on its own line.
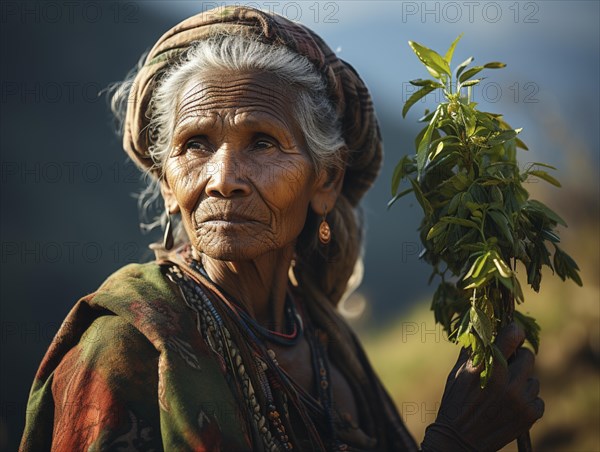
left=310, top=164, right=345, bottom=216
left=159, top=177, right=181, bottom=214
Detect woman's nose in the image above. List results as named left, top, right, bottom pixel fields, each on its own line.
left=205, top=148, right=251, bottom=198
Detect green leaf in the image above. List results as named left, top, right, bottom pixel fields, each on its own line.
left=460, top=78, right=484, bottom=88
left=431, top=141, right=445, bottom=160
left=471, top=305, right=493, bottom=345
left=496, top=269, right=514, bottom=288
left=387, top=187, right=413, bottom=209
left=514, top=311, right=541, bottom=353
left=509, top=275, right=525, bottom=303
left=475, top=111, right=501, bottom=131
left=491, top=343, right=508, bottom=368
left=459, top=65, right=484, bottom=83
left=480, top=295, right=495, bottom=320
left=526, top=200, right=567, bottom=227
left=464, top=251, right=491, bottom=280
left=427, top=221, right=447, bottom=240
left=458, top=331, right=476, bottom=350
left=553, top=245, right=583, bottom=286
left=483, top=62, right=507, bottom=69
left=487, top=128, right=521, bottom=147
left=460, top=103, right=477, bottom=137
left=414, top=125, right=428, bottom=149
left=455, top=310, right=471, bottom=339
left=527, top=170, right=562, bottom=187
left=419, top=110, right=435, bottom=123
left=492, top=256, right=513, bottom=278
left=528, top=162, right=557, bottom=171
left=542, top=229, right=561, bottom=243
left=464, top=275, right=492, bottom=290
left=488, top=210, right=514, bottom=244
left=490, top=186, right=504, bottom=204
left=444, top=33, right=464, bottom=64
left=479, top=353, right=493, bottom=388
left=472, top=251, right=490, bottom=278
left=455, top=56, right=474, bottom=80
left=416, top=107, right=441, bottom=176
left=409, top=40, right=451, bottom=78
left=439, top=216, right=480, bottom=229
left=447, top=193, right=462, bottom=215
left=450, top=173, right=470, bottom=191
left=391, top=155, right=412, bottom=195
left=403, top=85, right=437, bottom=118
left=472, top=347, right=485, bottom=368
left=568, top=267, right=583, bottom=287
left=504, top=134, right=517, bottom=161
left=409, top=178, right=433, bottom=216
left=409, top=79, right=443, bottom=87
left=515, top=137, right=529, bottom=150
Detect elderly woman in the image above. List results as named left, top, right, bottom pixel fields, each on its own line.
left=20, top=6, right=542, bottom=452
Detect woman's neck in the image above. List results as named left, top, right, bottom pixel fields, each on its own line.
left=196, top=245, right=295, bottom=332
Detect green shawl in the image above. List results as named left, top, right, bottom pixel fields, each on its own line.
left=19, top=260, right=417, bottom=451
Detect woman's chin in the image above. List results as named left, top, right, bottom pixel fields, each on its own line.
left=195, top=239, right=276, bottom=262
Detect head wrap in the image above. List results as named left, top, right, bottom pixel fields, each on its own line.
left=123, top=5, right=382, bottom=207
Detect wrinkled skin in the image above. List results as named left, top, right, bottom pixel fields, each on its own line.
left=160, top=71, right=360, bottom=428
left=424, top=322, right=544, bottom=451
left=160, top=69, right=543, bottom=449
left=160, top=70, right=342, bottom=327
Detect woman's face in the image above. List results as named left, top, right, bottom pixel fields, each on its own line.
left=161, top=71, right=335, bottom=261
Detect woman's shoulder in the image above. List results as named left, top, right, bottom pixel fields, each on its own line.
left=94, top=261, right=173, bottom=301
left=89, top=261, right=186, bottom=320
left=86, top=261, right=200, bottom=350
left=32, top=261, right=190, bottom=377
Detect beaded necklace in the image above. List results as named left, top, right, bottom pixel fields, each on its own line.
left=166, top=258, right=344, bottom=450
left=189, top=259, right=304, bottom=347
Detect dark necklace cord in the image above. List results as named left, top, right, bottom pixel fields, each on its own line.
left=189, top=258, right=304, bottom=346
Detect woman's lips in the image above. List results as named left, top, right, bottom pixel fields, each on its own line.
left=195, top=202, right=269, bottom=229
left=199, top=212, right=260, bottom=225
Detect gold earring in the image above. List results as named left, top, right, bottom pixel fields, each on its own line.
left=163, top=212, right=174, bottom=250
left=318, top=206, right=331, bottom=244
left=288, top=255, right=299, bottom=287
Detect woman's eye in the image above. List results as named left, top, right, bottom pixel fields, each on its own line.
left=251, top=137, right=278, bottom=151
left=184, top=137, right=211, bottom=152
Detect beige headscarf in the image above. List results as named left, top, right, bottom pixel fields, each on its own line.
left=123, top=5, right=382, bottom=208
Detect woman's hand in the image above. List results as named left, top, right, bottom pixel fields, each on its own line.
left=421, top=322, right=544, bottom=452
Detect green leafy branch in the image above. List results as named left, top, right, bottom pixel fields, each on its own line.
left=390, top=34, right=582, bottom=386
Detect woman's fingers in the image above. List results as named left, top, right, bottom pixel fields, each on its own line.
left=508, top=348, right=535, bottom=384
left=518, top=396, right=545, bottom=428
left=529, top=396, right=545, bottom=421
left=495, top=322, right=526, bottom=360
left=525, top=378, right=540, bottom=400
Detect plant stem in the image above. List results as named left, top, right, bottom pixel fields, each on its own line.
left=517, top=431, right=533, bottom=452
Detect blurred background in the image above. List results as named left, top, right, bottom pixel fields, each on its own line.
left=1, top=1, right=598, bottom=450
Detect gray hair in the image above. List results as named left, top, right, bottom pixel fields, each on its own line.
left=110, top=33, right=345, bottom=242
